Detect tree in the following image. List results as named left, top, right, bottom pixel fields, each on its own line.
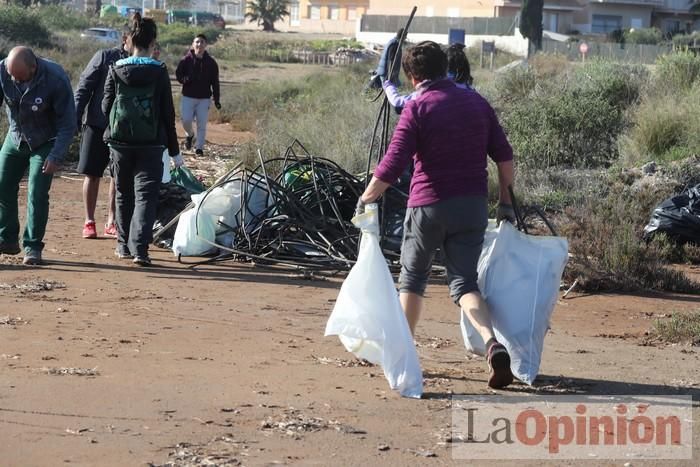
left=520, top=0, right=544, bottom=53
left=245, top=0, right=290, bottom=32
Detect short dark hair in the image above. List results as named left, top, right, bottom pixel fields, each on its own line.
left=129, top=12, right=157, bottom=50
left=401, top=41, right=447, bottom=82
left=446, top=43, right=473, bottom=86
left=195, top=34, right=208, bottom=42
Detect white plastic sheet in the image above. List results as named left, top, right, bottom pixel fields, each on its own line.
left=325, top=205, right=423, bottom=398
left=461, top=221, right=568, bottom=384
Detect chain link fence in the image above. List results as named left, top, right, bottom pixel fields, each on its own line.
left=542, top=38, right=672, bottom=64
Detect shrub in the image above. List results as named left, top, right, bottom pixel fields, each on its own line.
left=561, top=181, right=699, bottom=293
left=158, top=23, right=224, bottom=49
left=35, top=5, right=91, bottom=31
left=495, top=59, right=646, bottom=169
left=624, top=27, right=663, bottom=45
left=654, top=51, right=700, bottom=91
left=621, top=83, right=700, bottom=166
left=0, top=6, right=52, bottom=48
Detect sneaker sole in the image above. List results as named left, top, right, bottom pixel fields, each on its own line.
left=488, top=349, right=514, bottom=389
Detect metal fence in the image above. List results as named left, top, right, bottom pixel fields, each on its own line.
left=541, top=39, right=673, bottom=64
left=360, top=15, right=516, bottom=36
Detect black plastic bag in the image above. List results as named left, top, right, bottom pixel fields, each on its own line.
left=643, top=184, right=700, bottom=244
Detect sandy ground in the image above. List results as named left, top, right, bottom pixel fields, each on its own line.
left=1, top=155, right=699, bottom=466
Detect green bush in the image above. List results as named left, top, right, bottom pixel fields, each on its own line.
left=621, top=82, right=700, bottom=165
left=158, top=23, right=224, bottom=48
left=496, top=59, right=646, bottom=169
left=624, top=27, right=663, bottom=45
left=0, top=6, right=52, bottom=48
left=35, top=5, right=91, bottom=31
left=654, top=51, right=700, bottom=91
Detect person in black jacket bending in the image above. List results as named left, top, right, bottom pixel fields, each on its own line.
left=175, top=34, right=220, bottom=156
left=102, top=13, right=184, bottom=266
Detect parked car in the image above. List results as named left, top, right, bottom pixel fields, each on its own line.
left=80, top=28, right=121, bottom=44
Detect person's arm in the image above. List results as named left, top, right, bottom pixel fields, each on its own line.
left=382, top=81, right=413, bottom=109
left=496, top=160, right=514, bottom=205
left=360, top=102, right=419, bottom=204
left=175, top=56, right=189, bottom=84
left=74, top=50, right=103, bottom=128
left=45, top=72, right=77, bottom=168
left=486, top=103, right=515, bottom=212
left=160, top=67, right=179, bottom=158
left=101, top=67, right=115, bottom=118
left=211, top=58, right=220, bottom=107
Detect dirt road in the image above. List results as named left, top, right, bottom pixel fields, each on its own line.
left=1, top=156, right=700, bottom=466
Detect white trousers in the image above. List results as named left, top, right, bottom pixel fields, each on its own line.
left=180, top=96, right=210, bottom=151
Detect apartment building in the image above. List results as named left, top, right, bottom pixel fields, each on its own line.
left=365, top=0, right=699, bottom=34
left=276, top=0, right=370, bottom=34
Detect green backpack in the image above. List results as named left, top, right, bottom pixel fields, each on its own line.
left=109, top=68, right=159, bottom=144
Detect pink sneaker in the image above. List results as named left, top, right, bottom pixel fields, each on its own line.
left=104, top=223, right=118, bottom=238
left=82, top=221, right=97, bottom=239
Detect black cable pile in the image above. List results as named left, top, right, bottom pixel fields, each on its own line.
left=182, top=141, right=408, bottom=272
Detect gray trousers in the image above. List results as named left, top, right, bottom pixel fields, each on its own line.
left=110, top=146, right=163, bottom=258
left=180, top=96, right=210, bottom=151
left=399, top=195, right=488, bottom=304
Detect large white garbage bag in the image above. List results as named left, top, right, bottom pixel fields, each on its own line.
left=461, top=221, right=568, bottom=385
left=171, top=194, right=217, bottom=257
left=325, top=205, right=423, bottom=398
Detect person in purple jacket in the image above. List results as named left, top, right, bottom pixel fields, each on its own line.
left=175, top=34, right=220, bottom=156
left=359, top=41, right=516, bottom=389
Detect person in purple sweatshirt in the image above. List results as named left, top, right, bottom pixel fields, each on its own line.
left=175, top=34, right=220, bottom=156
left=359, top=41, right=516, bottom=389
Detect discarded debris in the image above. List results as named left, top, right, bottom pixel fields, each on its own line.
left=312, top=355, right=374, bottom=367
left=163, top=141, right=412, bottom=273
left=42, top=367, right=99, bottom=376
left=0, top=279, right=65, bottom=293
left=407, top=448, right=437, bottom=457
left=0, top=316, right=26, bottom=326
left=150, top=437, right=247, bottom=467
left=259, top=407, right=363, bottom=439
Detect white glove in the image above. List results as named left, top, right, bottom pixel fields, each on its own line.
left=171, top=154, right=185, bottom=168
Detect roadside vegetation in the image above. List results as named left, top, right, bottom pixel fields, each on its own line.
left=1, top=5, right=698, bottom=294
left=652, top=312, right=700, bottom=345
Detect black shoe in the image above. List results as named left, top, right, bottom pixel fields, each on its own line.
left=486, top=342, right=514, bottom=389
left=185, top=136, right=193, bottom=150
left=195, top=149, right=203, bottom=156
left=0, top=242, right=21, bottom=255
left=133, top=255, right=152, bottom=267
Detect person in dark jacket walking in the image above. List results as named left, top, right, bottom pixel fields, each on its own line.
left=175, top=34, right=220, bottom=156
left=75, top=35, right=129, bottom=240
left=102, top=13, right=183, bottom=266
left=0, top=47, right=76, bottom=265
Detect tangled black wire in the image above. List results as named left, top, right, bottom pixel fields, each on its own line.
left=173, top=140, right=408, bottom=273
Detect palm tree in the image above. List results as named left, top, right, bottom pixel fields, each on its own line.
left=245, top=0, right=290, bottom=32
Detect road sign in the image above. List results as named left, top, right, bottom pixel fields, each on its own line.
left=579, top=42, right=589, bottom=55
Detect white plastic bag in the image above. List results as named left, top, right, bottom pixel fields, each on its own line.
left=325, top=205, right=423, bottom=398
left=461, top=221, right=568, bottom=384
left=171, top=194, right=217, bottom=257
